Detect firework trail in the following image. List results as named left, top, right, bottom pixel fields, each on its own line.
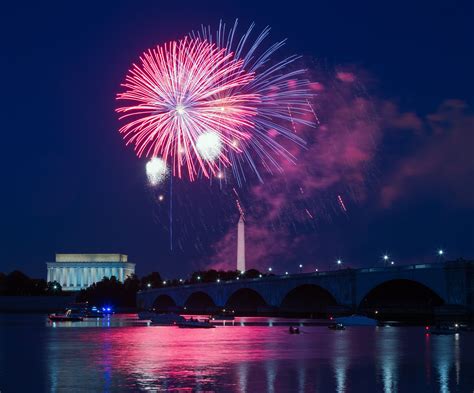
left=337, top=194, right=347, bottom=212
left=191, top=20, right=315, bottom=184
left=117, top=21, right=314, bottom=184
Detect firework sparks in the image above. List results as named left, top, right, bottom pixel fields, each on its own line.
left=196, top=131, right=223, bottom=161
left=117, top=37, right=259, bottom=181
left=191, top=20, right=315, bottom=184
left=146, top=157, right=168, bottom=186
left=337, top=194, right=347, bottom=212
left=117, top=21, right=314, bottom=184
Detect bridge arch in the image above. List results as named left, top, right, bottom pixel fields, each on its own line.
left=358, top=279, right=444, bottom=318
left=153, top=294, right=178, bottom=312
left=225, top=288, right=269, bottom=314
left=280, top=284, right=338, bottom=315
left=184, top=291, right=218, bottom=314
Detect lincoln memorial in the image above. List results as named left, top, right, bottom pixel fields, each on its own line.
left=46, top=253, right=136, bottom=291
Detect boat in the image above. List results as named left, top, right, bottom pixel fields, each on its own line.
left=49, top=309, right=83, bottom=322
left=289, top=326, right=300, bottom=334
left=83, top=309, right=105, bottom=318
left=150, top=313, right=186, bottom=326
left=328, top=323, right=346, bottom=330
left=426, top=324, right=459, bottom=335
left=177, top=318, right=216, bottom=328
left=66, top=303, right=105, bottom=318
left=334, top=315, right=377, bottom=326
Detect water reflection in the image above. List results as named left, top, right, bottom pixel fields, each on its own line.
left=237, top=361, right=249, bottom=393
left=376, top=327, right=400, bottom=393
left=2, top=314, right=473, bottom=392
left=332, top=331, right=350, bottom=393
left=432, top=334, right=456, bottom=393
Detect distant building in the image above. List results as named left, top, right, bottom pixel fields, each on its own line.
left=46, top=254, right=135, bottom=291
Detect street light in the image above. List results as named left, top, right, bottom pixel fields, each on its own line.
left=285, top=271, right=289, bottom=275
left=259, top=274, right=262, bottom=278
left=315, top=268, right=319, bottom=272
left=336, top=259, right=342, bottom=266
left=268, top=267, right=273, bottom=272
left=147, top=283, right=151, bottom=288
left=390, top=261, right=395, bottom=265
left=383, top=254, right=389, bottom=261
left=217, top=278, right=221, bottom=283
left=197, top=276, right=201, bottom=281
left=438, top=249, right=444, bottom=256
left=162, top=281, right=167, bottom=285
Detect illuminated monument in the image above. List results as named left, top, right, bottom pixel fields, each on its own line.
left=237, top=215, right=246, bottom=272
left=46, top=254, right=135, bottom=291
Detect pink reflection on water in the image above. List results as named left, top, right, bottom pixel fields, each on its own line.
left=75, top=323, right=322, bottom=391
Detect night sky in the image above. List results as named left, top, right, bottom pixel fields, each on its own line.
left=1, top=0, right=473, bottom=279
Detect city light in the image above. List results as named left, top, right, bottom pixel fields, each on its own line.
left=285, top=271, right=289, bottom=275
left=299, top=264, right=303, bottom=268
left=217, top=278, right=221, bottom=283
left=179, top=279, right=183, bottom=283
left=268, top=267, right=273, bottom=272
left=163, top=281, right=167, bottom=285
left=147, top=283, right=151, bottom=288
left=390, top=261, right=395, bottom=265
left=438, top=249, right=444, bottom=256
left=259, top=274, right=262, bottom=278
left=337, top=259, right=342, bottom=265
left=197, top=276, right=201, bottom=280
left=383, top=255, right=389, bottom=261
left=315, top=268, right=319, bottom=272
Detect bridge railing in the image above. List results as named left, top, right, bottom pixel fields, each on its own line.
left=138, top=261, right=462, bottom=293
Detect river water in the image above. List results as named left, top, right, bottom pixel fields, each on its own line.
left=0, top=314, right=472, bottom=392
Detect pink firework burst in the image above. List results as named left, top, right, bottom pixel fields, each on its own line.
left=116, top=38, right=260, bottom=180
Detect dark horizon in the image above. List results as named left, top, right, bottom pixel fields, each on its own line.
left=1, top=0, right=473, bottom=279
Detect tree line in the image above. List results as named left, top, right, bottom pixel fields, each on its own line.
left=1, top=269, right=266, bottom=308
left=0, top=270, right=63, bottom=296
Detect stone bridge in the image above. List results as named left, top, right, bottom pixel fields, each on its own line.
left=137, top=261, right=473, bottom=316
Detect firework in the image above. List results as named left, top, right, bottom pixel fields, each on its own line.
left=146, top=157, right=168, bottom=186
left=117, top=38, right=259, bottom=181
left=191, top=20, right=314, bottom=184
left=196, top=131, right=223, bottom=161
left=117, top=21, right=314, bottom=183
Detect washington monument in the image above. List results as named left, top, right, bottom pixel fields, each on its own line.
left=237, top=214, right=246, bottom=272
